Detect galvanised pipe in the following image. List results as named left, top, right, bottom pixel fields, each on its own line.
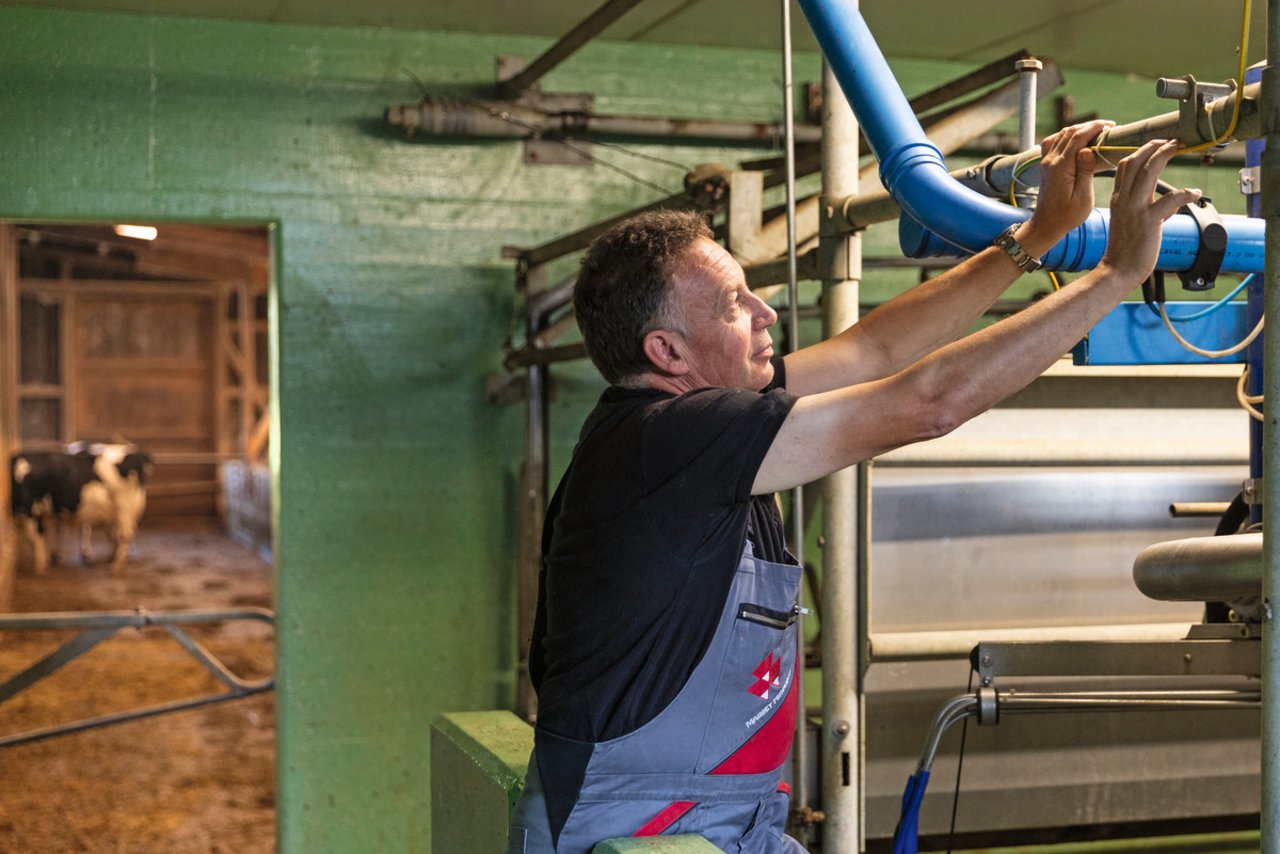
left=1133, top=532, right=1264, bottom=601
left=818, top=56, right=864, bottom=851
left=961, top=81, right=1265, bottom=201
left=796, top=0, right=1267, bottom=274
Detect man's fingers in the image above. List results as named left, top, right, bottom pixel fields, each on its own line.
left=1113, top=139, right=1172, bottom=196
left=1151, top=188, right=1203, bottom=223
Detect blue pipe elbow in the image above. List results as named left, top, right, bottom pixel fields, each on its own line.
left=798, top=0, right=1266, bottom=274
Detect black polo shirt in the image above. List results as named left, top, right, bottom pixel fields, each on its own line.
left=530, top=359, right=798, bottom=743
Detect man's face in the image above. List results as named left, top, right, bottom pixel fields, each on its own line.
left=667, top=238, right=779, bottom=390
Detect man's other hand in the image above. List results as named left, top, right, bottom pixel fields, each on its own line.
left=1100, top=139, right=1202, bottom=282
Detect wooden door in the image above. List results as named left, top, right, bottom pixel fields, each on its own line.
left=70, top=288, right=218, bottom=516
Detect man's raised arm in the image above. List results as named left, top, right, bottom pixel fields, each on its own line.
left=782, top=120, right=1113, bottom=398
left=754, top=138, right=1200, bottom=495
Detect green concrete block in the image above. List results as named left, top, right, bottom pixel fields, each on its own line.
left=592, top=837, right=723, bottom=853
left=431, top=711, right=533, bottom=854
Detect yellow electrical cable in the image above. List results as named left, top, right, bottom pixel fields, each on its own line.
left=1046, top=271, right=1062, bottom=291
left=1086, top=0, right=1250, bottom=161
left=1182, top=0, right=1251, bottom=154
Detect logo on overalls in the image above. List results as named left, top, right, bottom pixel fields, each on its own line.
left=748, top=652, right=782, bottom=700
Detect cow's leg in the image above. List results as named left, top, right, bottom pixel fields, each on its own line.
left=109, top=522, right=131, bottom=576
left=45, top=514, right=62, bottom=565
left=18, top=516, right=48, bottom=575
left=80, top=521, right=94, bottom=565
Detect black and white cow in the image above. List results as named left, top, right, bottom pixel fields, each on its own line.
left=9, top=444, right=151, bottom=575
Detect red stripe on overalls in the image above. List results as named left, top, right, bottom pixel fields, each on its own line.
left=709, top=651, right=799, bottom=775
left=632, top=800, right=697, bottom=836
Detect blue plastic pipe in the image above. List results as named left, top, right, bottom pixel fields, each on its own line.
left=797, top=0, right=1266, bottom=274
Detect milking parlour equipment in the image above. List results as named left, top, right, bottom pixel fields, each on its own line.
left=790, top=0, right=1280, bottom=850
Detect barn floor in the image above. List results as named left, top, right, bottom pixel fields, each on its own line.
left=0, top=519, right=275, bottom=853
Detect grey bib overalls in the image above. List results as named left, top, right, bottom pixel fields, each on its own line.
left=509, top=542, right=809, bottom=853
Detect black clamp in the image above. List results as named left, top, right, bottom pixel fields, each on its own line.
left=1177, top=196, right=1227, bottom=292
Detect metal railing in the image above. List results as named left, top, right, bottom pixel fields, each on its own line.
left=0, top=607, right=274, bottom=748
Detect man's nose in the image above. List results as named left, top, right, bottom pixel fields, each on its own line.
left=754, top=296, right=778, bottom=328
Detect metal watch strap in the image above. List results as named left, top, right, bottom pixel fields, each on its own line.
left=993, top=224, right=1042, bottom=272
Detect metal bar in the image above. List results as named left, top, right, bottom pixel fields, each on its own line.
left=1014, top=57, right=1042, bottom=207
left=0, top=607, right=274, bottom=631
left=740, top=65, right=1064, bottom=266
left=504, top=341, right=588, bottom=370
left=519, top=186, right=718, bottom=269
left=916, top=689, right=1260, bottom=776
left=964, top=82, right=1263, bottom=201
left=162, top=624, right=272, bottom=692
left=818, top=53, right=864, bottom=851
left=779, top=0, right=809, bottom=820
left=1261, top=1, right=1280, bottom=849
left=0, top=628, right=116, bottom=704
left=387, top=100, right=825, bottom=145
left=976, top=638, right=1261, bottom=681
left=869, top=621, right=1199, bottom=663
left=908, top=49, right=1034, bottom=116
left=495, top=0, right=647, bottom=100
left=0, top=609, right=276, bottom=748
left=0, top=686, right=273, bottom=749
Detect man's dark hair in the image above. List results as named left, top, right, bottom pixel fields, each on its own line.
left=573, top=210, right=712, bottom=386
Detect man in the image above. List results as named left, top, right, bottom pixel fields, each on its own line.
left=508, top=124, right=1199, bottom=853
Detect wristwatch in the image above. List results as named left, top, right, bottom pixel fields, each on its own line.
left=992, top=224, right=1042, bottom=273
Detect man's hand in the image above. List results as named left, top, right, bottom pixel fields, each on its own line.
left=1098, top=139, right=1202, bottom=281
left=1016, top=120, right=1113, bottom=255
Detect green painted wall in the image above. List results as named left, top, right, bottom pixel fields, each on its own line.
left=0, top=6, right=1248, bottom=851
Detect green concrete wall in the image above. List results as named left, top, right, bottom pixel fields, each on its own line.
left=0, top=7, right=1249, bottom=851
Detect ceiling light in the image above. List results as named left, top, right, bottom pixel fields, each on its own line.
left=113, top=224, right=158, bottom=241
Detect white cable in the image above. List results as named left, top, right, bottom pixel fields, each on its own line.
left=1237, top=367, right=1265, bottom=422
left=1239, top=365, right=1265, bottom=403
left=1160, top=303, right=1264, bottom=358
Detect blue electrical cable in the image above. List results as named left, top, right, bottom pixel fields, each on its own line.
left=1166, top=274, right=1254, bottom=322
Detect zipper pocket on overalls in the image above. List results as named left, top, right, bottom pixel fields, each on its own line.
left=737, top=603, right=805, bottom=630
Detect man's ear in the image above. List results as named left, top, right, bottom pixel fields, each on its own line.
left=642, top=328, right=689, bottom=376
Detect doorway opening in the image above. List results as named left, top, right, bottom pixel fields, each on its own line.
left=0, top=221, right=277, bottom=853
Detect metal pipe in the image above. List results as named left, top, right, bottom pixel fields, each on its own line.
left=737, top=64, right=1063, bottom=264
left=386, top=99, right=823, bottom=144
left=796, top=0, right=1267, bottom=274
left=818, top=55, right=864, bottom=852
left=869, top=621, right=1200, bottom=663
left=957, top=82, right=1264, bottom=202
left=1169, top=501, right=1233, bottom=517
left=1133, top=532, right=1263, bottom=601
left=778, top=0, right=810, bottom=820
left=1014, top=57, right=1042, bottom=207
left=1260, top=2, right=1280, bottom=848
left=915, top=688, right=1261, bottom=775
left=495, top=0, right=647, bottom=100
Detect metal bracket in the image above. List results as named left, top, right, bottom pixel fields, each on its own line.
left=1176, top=196, right=1228, bottom=291
left=497, top=55, right=596, bottom=166
left=1157, top=75, right=1237, bottom=149
left=0, top=608, right=275, bottom=748
left=974, top=636, right=1261, bottom=686
left=1239, top=165, right=1262, bottom=196
left=1244, top=477, right=1264, bottom=508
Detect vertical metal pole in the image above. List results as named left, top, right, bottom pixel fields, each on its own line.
left=780, top=0, right=810, bottom=820
left=1260, top=2, right=1279, bottom=850
left=819, top=52, right=864, bottom=850
left=1014, top=57, right=1042, bottom=208
left=517, top=266, right=551, bottom=723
